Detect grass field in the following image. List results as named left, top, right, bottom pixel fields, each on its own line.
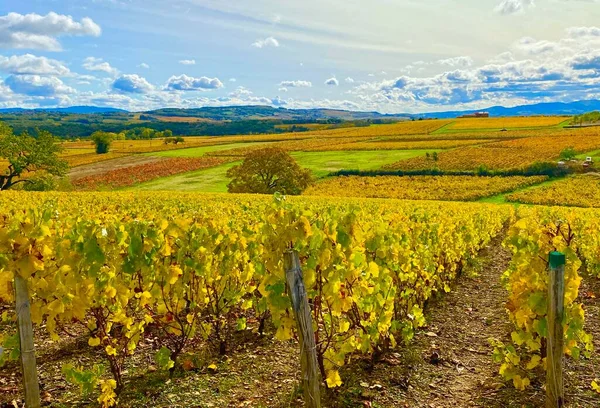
left=63, top=116, right=600, bottom=197
left=290, top=150, right=438, bottom=177
left=576, top=149, right=600, bottom=162
left=130, top=161, right=239, bottom=192
left=131, top=150, right=437, bottom=191
left=478, top=177, right=564, bottom=204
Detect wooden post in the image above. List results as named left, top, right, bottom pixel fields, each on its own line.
left=547, top=251, right=565, bottom=408
left=284, top=250, right=321, bottom=408
left=14, top=274, right=41, bottom=408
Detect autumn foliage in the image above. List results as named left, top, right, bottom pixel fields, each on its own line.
left=73, top=157, right=229, bottom=189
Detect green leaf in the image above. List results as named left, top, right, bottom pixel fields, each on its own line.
left=155, top=346, right=175, bottom=371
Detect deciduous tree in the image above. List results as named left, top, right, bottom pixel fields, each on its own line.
left=0, top=125, right=68, bottom=190
left=91, top=131, right=117, bottom=154
left=226, top=147, right=312, bottom=194
left=559, top=147, right=576, bottom=161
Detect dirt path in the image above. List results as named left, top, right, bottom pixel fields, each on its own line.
left=359, top=232, right=600, bottom=408
left=2, top=231, right=598, bottom=407
left=391, top=232, right=519, bottom=407
left=68, top=155, right=165, bottom=180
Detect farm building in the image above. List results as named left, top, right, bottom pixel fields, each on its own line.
left=458, top=112, right=490, bottom=118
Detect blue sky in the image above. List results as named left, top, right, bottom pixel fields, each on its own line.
left=0, top=0, right=600, bottom=113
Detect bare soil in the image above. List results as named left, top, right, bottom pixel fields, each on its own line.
left=68, top=155, right=165, bottom=180
left=1, top=233, right=599, bottom=407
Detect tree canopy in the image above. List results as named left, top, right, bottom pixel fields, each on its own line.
left=0, top=125, right=68, bottom=191
left=91, top=131, right=117, bottom=154
left=226, top=147, right=313, bottom=195
left=559, top=147, right=576, bottom=161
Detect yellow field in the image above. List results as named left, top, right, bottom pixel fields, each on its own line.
left=47, top=116, right=600, bottom=173
left=448, top=116, right=567, bottom=130
left=301, top=139, right=497, bottom=151
left=304, top=175, right=548, bottom=201
left=59, top=148, right=96, bottom=156
left=386, top=129, right=600, bottom=171
left=506, top=175, right=600, bottom=207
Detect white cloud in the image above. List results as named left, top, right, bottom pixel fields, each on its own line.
left=495, top=0, right=535, bottom=15
left=4, top=74, right=74, bottom=96
left=325, top=77, right=339, bottom=86
left=279, top=80, right=312, bottom=88
left=566, top=26, right=600, bottom=39
left=0, top=12, right=101, bottom=51
left=229, top=78, right=237, bottom=82
left=278, top=87, right=288, bottom=92
left=179, top=59, right=196, bottom=65
left=138, top=62, right=150, bottom=69
left=251, top=37, right=280, bottom=48
left=345, top=77, right=355, bottom=83
left=487, top=51, right=515, bottom=64
left=438, top=56, right=474, bottom=67
left=228, top=86, right=252, bottom=98
left=112, top=74, right=154, bottom=94
left=83, top=57, right=119, bottom=76
left=0, top=54, right=70, bottom=76
left=165, top=74, right=224, bottom=90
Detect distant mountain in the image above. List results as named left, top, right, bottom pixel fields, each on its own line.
left=146, top=105, right=408, bottom=121
left=0, top=99, right=597, bottom=121
left=146, top=100, right=600, bottom=121
left=414, top=100, right=600, bottom=119
left=0, top=106, right=128, bottom=114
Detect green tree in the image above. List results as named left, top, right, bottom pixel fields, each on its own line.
left=226, top=147, right=313, bottom=195
left=141, top=128, right=154, bottom=139
left=559, top=147, right=576, bottom=161
left=0, top=126, right=68, bottom=191
left=91, top=131, right=117, bottom=154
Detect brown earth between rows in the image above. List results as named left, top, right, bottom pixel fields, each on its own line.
left=1, top=232, right=598, bottom=407
left=68, top=155, right=165, bottom=180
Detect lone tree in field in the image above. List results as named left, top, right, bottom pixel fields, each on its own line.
left=91, top=131, right=117, bottom=154
left=559, top=147, right=576, bottom=161
left=0, top=125, right=68, bottom=191
left=227, top=147, right=313, bottom=194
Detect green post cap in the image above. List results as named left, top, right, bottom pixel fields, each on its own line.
left=549, top=251, right=566, bottom=268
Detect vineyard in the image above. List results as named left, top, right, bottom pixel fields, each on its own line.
left=2, top=115, right=600, bottom=407
left=385, top=131, right=600, bottom=171
left=0, top=190, right=599, bottom=407
left=445, top=116, right=568, bottom=130
left=304, top=175, right=548, bottom=201
left=507, top=175, right=600, bottom=208
left=71, top=157, right=233, bottom=190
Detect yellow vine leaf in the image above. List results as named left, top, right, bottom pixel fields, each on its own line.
left=88, top=337, right=101, bottom=347
left=513, top=375, right=530, bottom=390
left=339, top=320, right=350, bottom=333
left=168, top=266, right=183, bottom=285
left=98, top=379, right=117, bottom=408
left=526, top=355, right=541, bottom=370
left=326, top=370, right=342, bottom=388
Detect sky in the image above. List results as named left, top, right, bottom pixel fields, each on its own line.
left=1, top=0, right=600, bottom=113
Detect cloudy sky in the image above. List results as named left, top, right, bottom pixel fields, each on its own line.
left=1, top=0, right=600, bottom=113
